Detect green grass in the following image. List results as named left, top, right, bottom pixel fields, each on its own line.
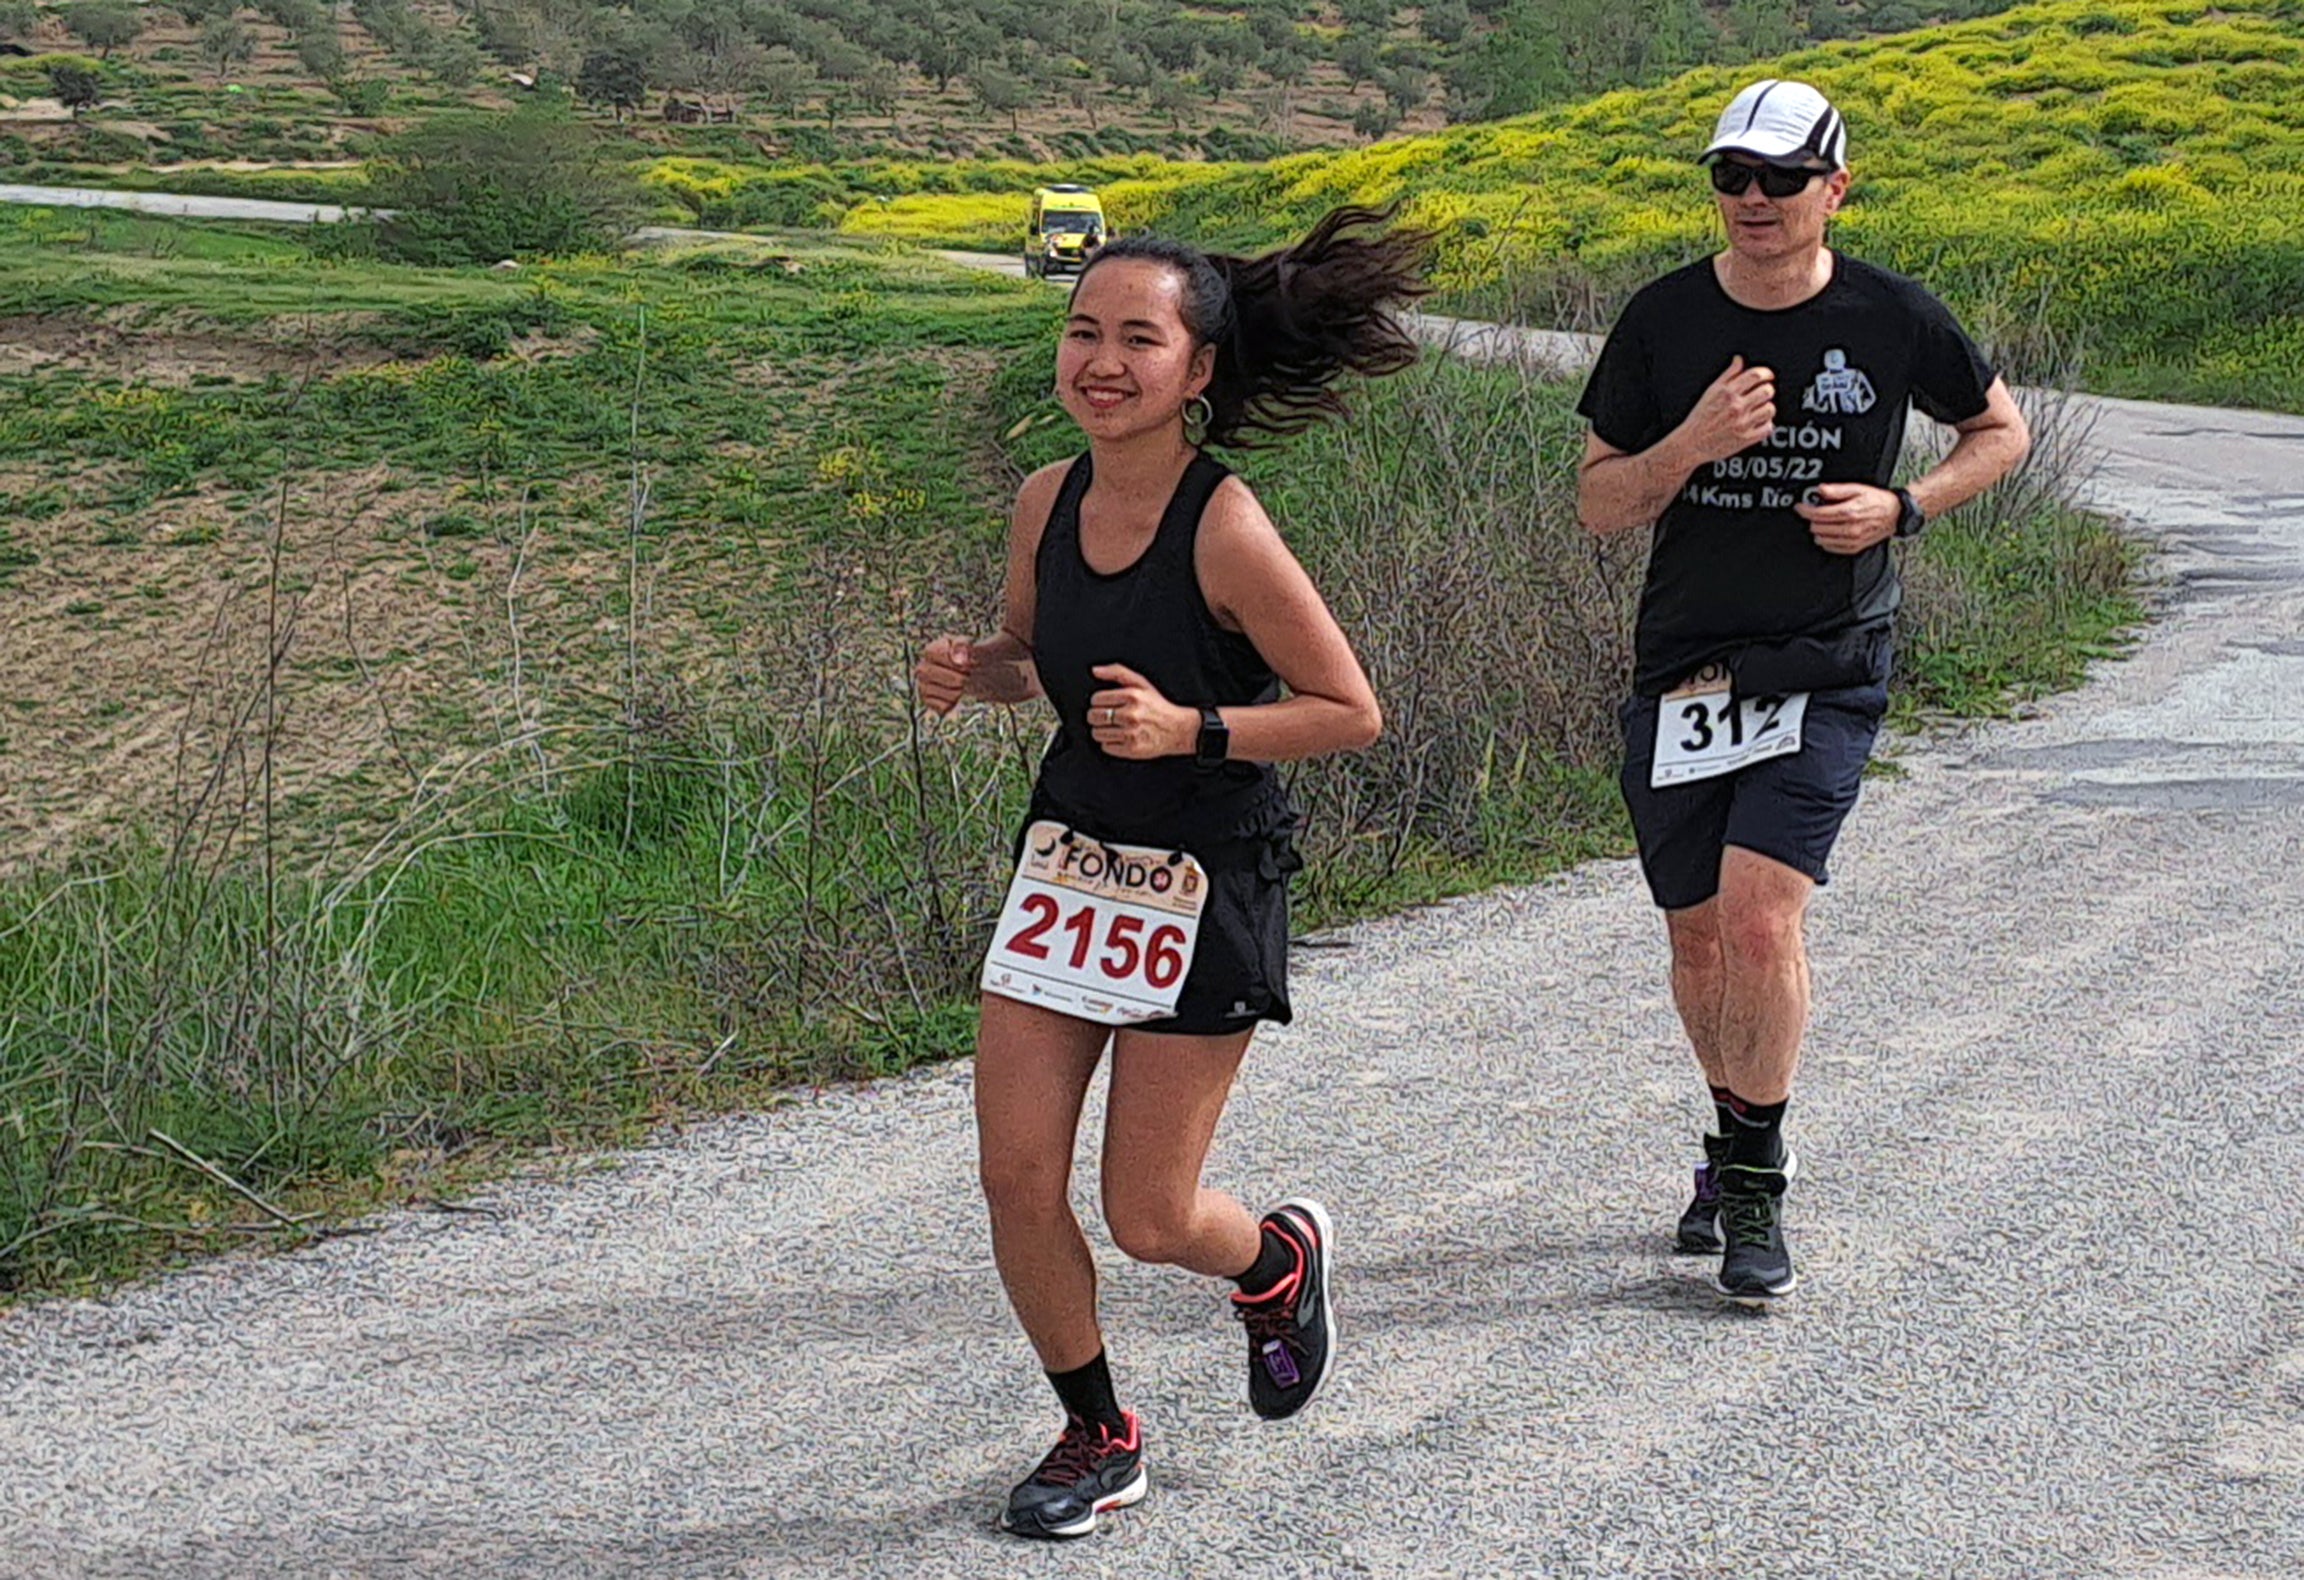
left=0, top=210, right=2142, bottom=1299
left=0, top=211, right=1053, bottom=1295
left=1893, top=467, right=2146, bottom=720
left=0, top=206, right=1041, bottom=525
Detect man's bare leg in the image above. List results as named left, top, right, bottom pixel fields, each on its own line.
left=1713, top=845, right=1816, bottom=1112
left=1664, top=901, right=1730, bottom=1091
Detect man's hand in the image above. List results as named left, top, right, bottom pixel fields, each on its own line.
left=1797, top=483, right=1902, bottom=555
left=1088, top=664, right=1195, bottom=760
left=915, top=635, right=975, bottom=716
left=1679, top=354, right=1778, bottom=465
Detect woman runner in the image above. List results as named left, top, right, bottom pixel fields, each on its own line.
left=914, top=206, right=1428, bottom=1539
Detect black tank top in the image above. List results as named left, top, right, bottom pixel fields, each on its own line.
left=1030, top=452, right=1289, bottom=845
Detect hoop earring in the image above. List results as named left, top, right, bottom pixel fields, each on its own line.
left=1185, top=394, right=1214, bottom=445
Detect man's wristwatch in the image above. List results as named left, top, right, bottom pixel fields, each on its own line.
left=1194, top=706, right=1229, bottom=770
left=1892, top=486, right=1928, bottom=539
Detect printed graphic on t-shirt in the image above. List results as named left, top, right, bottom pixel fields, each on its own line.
left=1802, top=349, right=1877, bottom=416
left=1678, top=415, right=1847, bottom=512
left=1676, top=346, right=1889, bottom=511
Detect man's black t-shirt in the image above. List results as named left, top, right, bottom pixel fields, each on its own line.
left=1577, top=254, right=1996, bottom=695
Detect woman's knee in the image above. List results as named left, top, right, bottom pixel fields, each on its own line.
left=1103, top=1189, right=1197, bottom=1266
left=979, top=1151, right=1072, bottom=1227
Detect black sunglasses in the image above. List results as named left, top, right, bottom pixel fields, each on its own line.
left=1709, top=161, right=1827, bottom=199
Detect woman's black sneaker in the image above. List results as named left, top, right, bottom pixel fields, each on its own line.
left=999, top=1411, right=1147, bottom=1540
left=1674, top=1133, right=1732, bottom=1254
left=1715, top=1163, right=1797, bottom=1307
left=1232, top=1199, right=1335, bottom=1420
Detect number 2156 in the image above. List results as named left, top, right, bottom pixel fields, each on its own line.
left=1007, top=896, right=1186, bottom=988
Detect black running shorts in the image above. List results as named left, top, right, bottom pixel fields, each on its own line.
left=1616, top=680, right=1889, bottom=911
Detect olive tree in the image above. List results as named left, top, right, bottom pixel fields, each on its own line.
left=198, top=15, right=256, bottom=79
left=46, top=57, right=105, bottom=116
left=61, top=1, right=142, bottom=60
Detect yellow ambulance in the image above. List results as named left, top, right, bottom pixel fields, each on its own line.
left=1024, top=185, right=1107, bottom=279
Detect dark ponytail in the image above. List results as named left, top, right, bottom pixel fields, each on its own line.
left=1078, top=205, right=1432, bottom=448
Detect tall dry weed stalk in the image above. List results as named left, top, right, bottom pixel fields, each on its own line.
left=1279, top=350, right=1641, bottom=910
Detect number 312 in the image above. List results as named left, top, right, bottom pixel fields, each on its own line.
left=1678, top=695, right=1786, bottom=753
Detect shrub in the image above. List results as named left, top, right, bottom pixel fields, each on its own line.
left=363, top=105, right=644, bottom=265
left=64, top=122, right=145, bottom=160
left=330, top=75, right=390, bottom=115
left=419, top=30, right=482, bottom=88
left=45, top=56, right=104, bottom=116
left=641, top=159, right=853, bottom=229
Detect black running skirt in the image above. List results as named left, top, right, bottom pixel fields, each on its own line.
left=1011, top=787, right=1301, bottom=1038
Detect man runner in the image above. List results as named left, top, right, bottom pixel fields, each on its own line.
left=1574, top=79, right=2031, bottom=1304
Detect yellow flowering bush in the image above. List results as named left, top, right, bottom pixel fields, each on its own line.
left=642, top=158, right=751, bottom=211
left=837, top=192, right=1030, bottom=244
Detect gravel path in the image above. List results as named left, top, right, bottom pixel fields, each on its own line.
left=0, top=183, right=355, bottom=225
left=3, top=216, right=2301, bottom=1574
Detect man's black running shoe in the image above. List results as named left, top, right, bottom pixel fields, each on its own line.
left=1715, top=1162, right=1797, bottom=1306
left=1674, top=1132, right=1731, bottom=1254
left=999, top=1412, right=1147, bottom=1540
left=1233, top=1199, right=1335, bottom=1421
left=1680, top=1139, right=1799, bottom=1253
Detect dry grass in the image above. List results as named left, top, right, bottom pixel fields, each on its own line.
left=0, top=454, right=819, bottom=872
left=0, top=310, right=403, bottom=385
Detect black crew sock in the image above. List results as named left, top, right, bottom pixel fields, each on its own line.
left=1046, top=1350, right=1126, bottom=1434
left=1232, top=1225, right=1295, bottom=1299
left=1721, top=1091, right=1789, bottom=1170
left=1708, top=1084, right=1737, bottom=1140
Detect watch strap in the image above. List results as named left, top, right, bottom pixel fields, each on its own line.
left=1893, top=486, right=1927, bottom=538
left=1194, top=705, right=1228, bottom=769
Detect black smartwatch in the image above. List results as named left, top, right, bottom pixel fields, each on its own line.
left=1891, top=486, right=1927, bottom=539
left=1194, top=706, right=1229, bottom=770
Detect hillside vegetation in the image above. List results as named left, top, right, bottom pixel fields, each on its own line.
left=0, top=0, right=2021, bottom=171
left=839, top=0, right=2304, bottom=411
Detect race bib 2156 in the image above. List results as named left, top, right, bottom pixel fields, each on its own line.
left=981, top=821, right=1209, bottom=1026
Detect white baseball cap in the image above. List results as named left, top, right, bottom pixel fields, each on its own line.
left=1700, top=79, right=1848, bottom=169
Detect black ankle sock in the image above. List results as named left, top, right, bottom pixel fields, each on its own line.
left=1722, top=1091, right=1788, bottom=1169
left=1046, top=1350, right=1125, bottom=1433
left=1232, top=1225, right=1295, bottom=1298
left=1709, top=1084, right=1737, bottom=1139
